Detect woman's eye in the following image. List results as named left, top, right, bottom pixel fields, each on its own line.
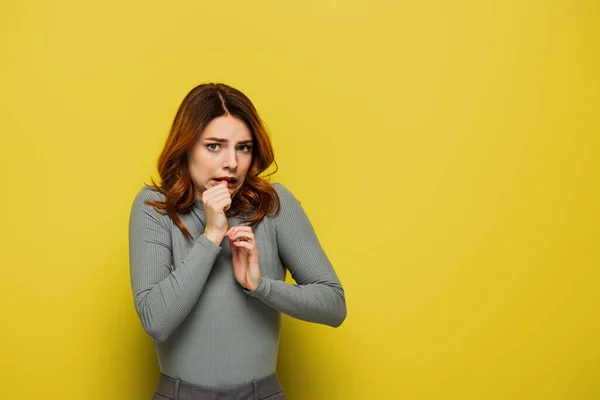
left=207, top=143, right=251, bottom=152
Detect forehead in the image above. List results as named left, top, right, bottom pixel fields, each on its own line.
left=200, top=115, right=252, bottom=140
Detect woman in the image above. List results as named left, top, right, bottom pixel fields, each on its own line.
left=128, top=82, right=347, bottom=400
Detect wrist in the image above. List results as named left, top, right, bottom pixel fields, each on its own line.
left=202, top=230, right=225, bottom=245
left=246, top=274, right=262, bottom=291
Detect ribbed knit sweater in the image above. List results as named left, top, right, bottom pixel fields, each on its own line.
left=128, top=182, right=347, bottom=389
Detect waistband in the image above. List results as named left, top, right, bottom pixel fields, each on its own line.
left=155, top=372, right=283, bottom=400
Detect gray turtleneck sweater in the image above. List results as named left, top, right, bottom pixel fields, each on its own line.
left=128, top=182, right=347, bottom=389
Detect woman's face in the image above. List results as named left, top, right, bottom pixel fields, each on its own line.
left=188, top=114, right=253, bottom=198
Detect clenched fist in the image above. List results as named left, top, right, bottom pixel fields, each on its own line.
left=201, top=180, right=231, bottom=243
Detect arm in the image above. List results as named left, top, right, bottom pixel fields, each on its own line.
left=243, top=183, right=347, bottom=327
left=128, top=188, right=222, bottom=343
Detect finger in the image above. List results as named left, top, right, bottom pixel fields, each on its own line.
left=227, top=226, right=250, bottom=236
left=210, top=179, right=228, bottom=187
left=216, top=197, right=232, bottom=208
left=229, top=236, right=240, bottom=248
left=228, top=230, right=255, bottom=242
left=204, top=183, right=231, bottom=199
left=232, top=240, right=252, bottom=250
left=202, top=191, right=227, bottom=207
left=229, top=239, right=239, bottom=253
left=206, top=188, right=231, bottom=203
left=226, top=226, right=249, bottom=236
left=206, top=181, right=226, bottom=193
left=226, top=228, right=241, bottom=240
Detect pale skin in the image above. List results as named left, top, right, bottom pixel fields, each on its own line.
left=188, top=114, right=261, bottom=291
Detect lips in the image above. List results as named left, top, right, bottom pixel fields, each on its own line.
left=214, top=176, right=236, bottom=182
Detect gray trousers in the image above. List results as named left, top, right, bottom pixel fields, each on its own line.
left=152, top=372, right=287, bottom=400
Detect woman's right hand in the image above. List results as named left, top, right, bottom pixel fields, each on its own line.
left=202, top=180, right=232, bottom=240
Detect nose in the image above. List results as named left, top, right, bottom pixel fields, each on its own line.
left=223, top=148, right=237, bottom=170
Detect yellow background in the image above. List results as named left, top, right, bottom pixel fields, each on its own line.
left=2, top=0, right=599, bottom=399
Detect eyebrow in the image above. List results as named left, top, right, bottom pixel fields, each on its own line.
left=203, top=137, right=253, bottom=144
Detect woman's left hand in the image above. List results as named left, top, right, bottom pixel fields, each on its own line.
left=226, top=226, right=261, bottom=291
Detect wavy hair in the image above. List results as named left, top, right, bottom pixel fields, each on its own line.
left=143, top=82, right=280, bottom=241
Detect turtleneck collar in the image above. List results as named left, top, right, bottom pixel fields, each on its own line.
left=194, top=198, right=204, bottom=211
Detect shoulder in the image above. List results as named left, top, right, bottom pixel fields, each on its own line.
left=271, top=182, right=302, bottom=205
left=131, top=185, right=166, bottom=207
left=129, top=185, right=170, bottom=226
left=269, top=182, right=305, bottom=224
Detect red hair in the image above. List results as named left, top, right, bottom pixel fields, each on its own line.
left=143, top=82, right=280, bottom=241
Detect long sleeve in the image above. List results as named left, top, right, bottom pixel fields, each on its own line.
left=128, top=188, right=222, bottom=343
left=243, top=183, right=347, bottom=327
